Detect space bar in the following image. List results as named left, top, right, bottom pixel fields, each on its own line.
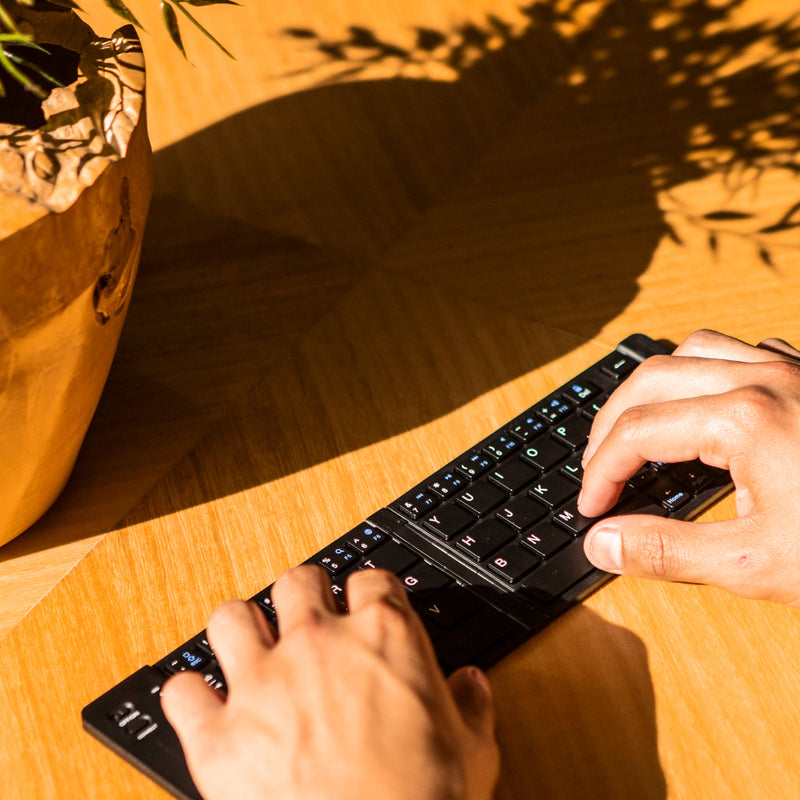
left=519, top=538, right=598, bottom=604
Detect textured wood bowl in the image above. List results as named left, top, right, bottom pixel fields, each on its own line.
left=0, top=7, right=152, bottom=546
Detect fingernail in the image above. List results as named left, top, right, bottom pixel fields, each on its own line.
left=585, top=523, right=622, bottom=573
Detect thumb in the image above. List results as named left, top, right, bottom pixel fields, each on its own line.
left=583, top=514, right=748, bottom=587
left=446, top=666, right=496, bottom=739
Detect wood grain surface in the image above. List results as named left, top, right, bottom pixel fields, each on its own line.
left=3, top=0, right=800, bottom=798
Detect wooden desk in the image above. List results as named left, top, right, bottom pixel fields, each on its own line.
left=3, top=0, right=800, bottom=797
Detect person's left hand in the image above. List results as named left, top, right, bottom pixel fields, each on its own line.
left=161, top=566, right=500, bottom=800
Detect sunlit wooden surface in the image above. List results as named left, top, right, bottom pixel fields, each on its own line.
left=3, top=1, right=800, bottom=798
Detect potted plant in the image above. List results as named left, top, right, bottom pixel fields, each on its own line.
left=0, top=0, right=230, bottom=546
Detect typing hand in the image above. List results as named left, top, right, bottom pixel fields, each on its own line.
left=579, top=329, right=800, bottom=606
left=161, top=566, right=499, bottom=800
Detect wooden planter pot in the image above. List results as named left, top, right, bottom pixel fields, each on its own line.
left=0, top=6, right=152, bottom=546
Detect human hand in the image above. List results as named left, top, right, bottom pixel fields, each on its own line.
left=161, top=566, right=499, bottom=800
left=579, top=329, right=800, bottom=606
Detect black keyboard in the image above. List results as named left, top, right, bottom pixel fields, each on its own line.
left=81, top=334, right=732, bottom=800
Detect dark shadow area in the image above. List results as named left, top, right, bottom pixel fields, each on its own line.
left=492, top=606, right=666, bottom=799
left=8, top=0, right=800, bottom=556
left=124, top=0, right=800, bottom=519
left=0, top=43, right=79, bottom=128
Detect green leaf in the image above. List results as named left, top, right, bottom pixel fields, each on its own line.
left=0, top=2, right=21, bottom=32
left=6, top=49, right=64, bottom=90
left=171, top=0, right=234, bottom=58
left=0, top=45, right=47, bottom=98
left=160, top=1, right=186, bottom=58
left=100, top=0, right=144, bottom=29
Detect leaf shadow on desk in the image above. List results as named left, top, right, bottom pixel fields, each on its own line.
left=121, top=0, right=800, bottom=518
left=7, top=0, right=800, bottom=560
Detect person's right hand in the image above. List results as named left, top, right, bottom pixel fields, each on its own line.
left=579, top=329, right=800, bottom=606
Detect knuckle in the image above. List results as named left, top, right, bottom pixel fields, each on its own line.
left=289, top=609, right=330, bottom=647
left=360, top=595, right=411, bottom=636
left=762, top=359, right=800, bottom=386
left=615, top=404, right=651, bottom=442
left=728, top=383, right=783, bottom=426
left=628, top=354, right=669, bottom=385
left=208, top=599, right=248, bottom=629
left=677, top=328, right=723, bottom=355
left=629, top=528, right=674, bottom=579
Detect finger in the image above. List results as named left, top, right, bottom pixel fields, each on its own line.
left=584, top=355, right=776, bottom=466
left=161, top=670, right=225, bottom=749
left=345, top=569, right=443, bottom=690
left=446, top=666, right=496, bottom=740
left=271, top=565, right=338, bottom=637
left=582, top=514, right=767, bottom=595
left=758, top=337, right=800, bottom=361
left=579, top=393, right=743, bottom=517
left=345, top=568, right=413, bottom=616
left=206, top=599, right=275, bottom=686
left=673, top=329, right=792, bottom=362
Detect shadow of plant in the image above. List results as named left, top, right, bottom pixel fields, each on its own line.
left=282, top=0, right=800, bottom=268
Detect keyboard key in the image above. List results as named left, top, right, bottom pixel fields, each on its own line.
left=671, top=461, right=713, bottom=492
left=488, top=458, right=538, bottom=494
left=316, top=543, right=358, bottom=575
left=582, top=392, right=611, bottom=420
left=487, top=544, right=540, bottom=584
left=427, top=470, right=469, bottom=499
left=662, top=489, right=690, bottom=512
left=393, top=488, right=439, bottom=520
left=495, top=494, right=548, bottom=531
left=520, top=538, right=597, bottom=604
left=253, top=588, right=276, bottom=621
left=455, top=451, right=494, bottom=479
left=535, top=395, right=572, bottom=423
left=483, top=434, right=519, bottom=460
left=417, top=584, right=483, bottom=628
left=344, top=524, right=387, bottom=553
left=329, top=581, right=348, bottom=611
left=597, top=351, right=636, bottom=380
left=422, top=503, right=473, bottom=540
left=520, top=437, right=571, bottom=471
left=562, top=380, right=600, bottom=405
left=529, top=473, right=579, bottom=508
left=551, top=415, right=592, bottom=450
left=509, top=414, right=546, bottom=442
left=647, top=478, right=682, bottom=505
left=455, top=518, right=515, bottom=561
left=520, top=521, right=572, bottom=558
left=615, top=491, right=669, bottom=517
left=360, top=541, right=419, bottom=573
left=456, top=480, right=507, bottom=517
left=399, top=562, right=452, bottom=596
left=551, top=500, right=595, bottom=536
left=627, top=466, right=657, bottom=490
left=560, top=453, right=584, bottom=483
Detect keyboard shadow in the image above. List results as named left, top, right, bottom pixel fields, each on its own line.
left=492, top=605, right=667, bottom=800
left=7, top=0, right=800, bottom=556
